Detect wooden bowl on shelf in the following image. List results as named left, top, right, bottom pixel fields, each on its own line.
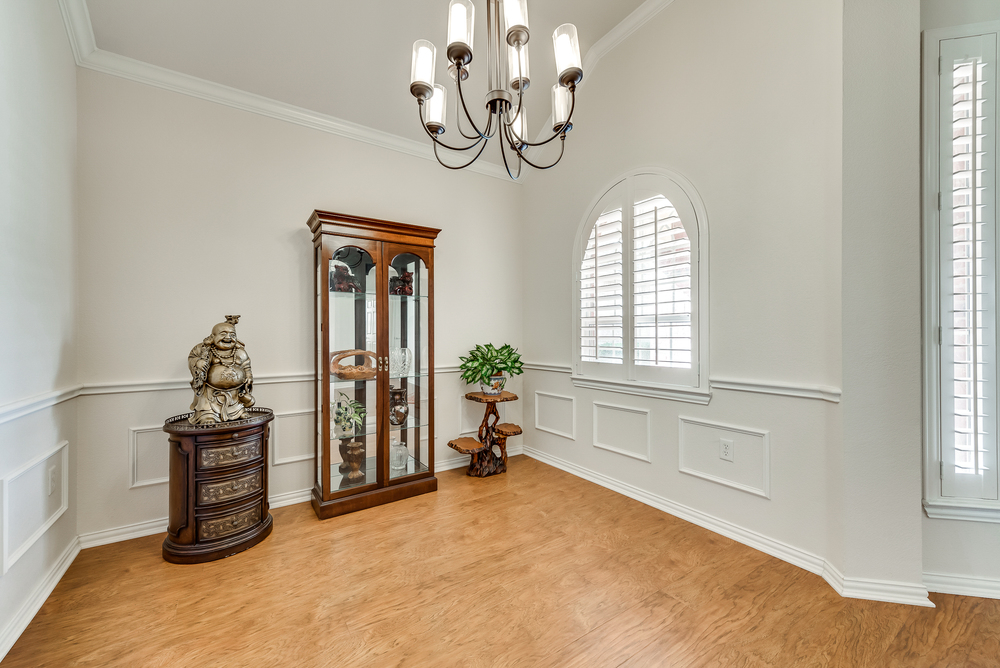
left=331, top=349, right=377, bottom=380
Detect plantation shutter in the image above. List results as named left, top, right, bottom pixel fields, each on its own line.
left=940, top=34, right=1000, bottom=499
left=632, top=195, right=692, bottom=369
left=580, top=206, right=624, bottom=364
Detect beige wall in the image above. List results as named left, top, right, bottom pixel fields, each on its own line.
left=74, top=69, right=525, bottom=535
left=839, top=0, right=923, bottom=584
left=519, top=0, right=847, bottom=575
left=0, top=0, right=79, bottom=653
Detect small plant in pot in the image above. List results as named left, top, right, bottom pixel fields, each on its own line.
left=459, top=343, right=524, bottom=395
left=333, top=392, right=367, bottom=438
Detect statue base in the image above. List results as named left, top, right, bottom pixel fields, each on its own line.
left=162, top=408, right=274, bottom=564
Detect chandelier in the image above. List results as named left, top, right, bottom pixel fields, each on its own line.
left=408, top=0, right=583, bottom=179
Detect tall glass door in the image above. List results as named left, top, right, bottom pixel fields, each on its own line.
left=327, top=243, right=381, bottom=494
left=387, top=250, right=431, bottom=480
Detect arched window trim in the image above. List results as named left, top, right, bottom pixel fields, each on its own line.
left=571, top=167, right=711, bottom=404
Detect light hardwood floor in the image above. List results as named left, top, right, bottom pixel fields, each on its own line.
left=5, top=455, right=998, bottom=666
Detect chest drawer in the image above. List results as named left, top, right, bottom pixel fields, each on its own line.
left=197, top=469, right=263, bottom=505
left=197, top=437, right=262, bottom=470
left=197, top=502, right=263, bottom=542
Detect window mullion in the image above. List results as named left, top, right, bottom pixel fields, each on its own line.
left=624, top=177, right=636, bottom=381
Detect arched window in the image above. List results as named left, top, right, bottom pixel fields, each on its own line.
left=574, top=170, right=709, bottom=403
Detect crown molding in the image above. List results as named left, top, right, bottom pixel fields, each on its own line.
left=528, top=0, right=676, bottom=148
left=58, top=0, right=673, bottom=183
left=582, top=0, right=675, bottom=80
left=56, top=0, right=510, bottom=181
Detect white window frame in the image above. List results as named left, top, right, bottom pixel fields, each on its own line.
left=923, top=21, right=1000, bottom=523
left=572, top=167, right=710, bottom=404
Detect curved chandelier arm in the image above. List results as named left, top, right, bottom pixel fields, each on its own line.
left=518, top=85, right=577, bottom=149
left=457, top=95, right=495, bottom=141
left=418, top=100, right=485, bottom=152
left=498, top=125, right=524, bottom=181
left=509, top=128, right=568, bottom=171
left=432, top=134, right=491, bottom=170
left=455, top=68, right=497, bottom=140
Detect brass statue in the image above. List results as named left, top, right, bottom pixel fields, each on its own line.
left=187, top=315, right=255, bottom=425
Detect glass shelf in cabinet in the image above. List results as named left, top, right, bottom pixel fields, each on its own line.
left=332, top=456, right=378, bottom=491
left=329, top=291, right=375, bottom=301
left=388, top=417, right=430, bottom=433
left=387, top=373, right=430, bottom=382
left=389, top=456, right=431, bottom=479
left=330, top=377, right=378, bottom=389
left=330, top=416, right=428, bottom=440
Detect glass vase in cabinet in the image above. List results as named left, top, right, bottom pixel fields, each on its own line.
left=308, top=210, right=440, bottom=519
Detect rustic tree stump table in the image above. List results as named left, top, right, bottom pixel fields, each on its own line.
left=448, top=391, right=521, bottom=477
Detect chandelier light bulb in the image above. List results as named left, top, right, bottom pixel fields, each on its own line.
left=553, top=24, right=583, bottom=87
left=508, top=44, right=530, bottom=91
left=504, top=0, right=529, bottom=46
left=447, top=0, right=474, bottom=65
left=552, top=84, right=572, bottom=132
left=426, top=85, right=448, bottom=135
left=410, top=40, right=437, bottom=100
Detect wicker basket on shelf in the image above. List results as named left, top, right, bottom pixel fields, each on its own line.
left=331, top=349, right=377, bottom=380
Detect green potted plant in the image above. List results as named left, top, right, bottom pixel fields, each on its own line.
left=333, top=391, right=367, bottom=437
left=459, top=343, right=524, bottom=395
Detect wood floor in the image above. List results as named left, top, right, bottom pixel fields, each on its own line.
left=5, top=456, right=998, bottom=667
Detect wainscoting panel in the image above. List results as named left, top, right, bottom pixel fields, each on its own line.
left=678, top=416, right=770, bottom=498
left=592, top=402, right=651, bottom=462
left=535, top=391, right=576, bottom=440
left=271, top=410, right=314, bottom=466
left=129, top=426, right=168, bottom=488
left=3, top=442, right=70, bottom=574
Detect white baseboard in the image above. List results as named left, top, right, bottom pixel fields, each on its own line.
left=269, top=489, right=312, bottom=509
left=924, top=572, right=1000, bottom=599
left=522, top=445, right=934, bottom=607
left=79, top=488, right=317, bottom=549
left=823, top=561, right=934, bottom=607
left=79, top=517, right=167, bottom=549
left=0, top=537, right=80, bottom=661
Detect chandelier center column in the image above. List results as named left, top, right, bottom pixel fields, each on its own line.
left=485, top=0, right=511, bottom=113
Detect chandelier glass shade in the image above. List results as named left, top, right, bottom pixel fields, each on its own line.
left=408, top=0, right=583, bottom=179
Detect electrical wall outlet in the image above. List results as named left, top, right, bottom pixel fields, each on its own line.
left=719, top=438, right=734, bottom=462
left=47, top=464, right=57, bottom=496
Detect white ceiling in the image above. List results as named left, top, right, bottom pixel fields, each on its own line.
left=86, top=0, right=648, bottom=154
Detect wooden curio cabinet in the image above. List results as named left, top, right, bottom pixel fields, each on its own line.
left=308, top=211, right=439, bottom=519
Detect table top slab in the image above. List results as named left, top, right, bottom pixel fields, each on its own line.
left=464, top=391, right=519, bottom=403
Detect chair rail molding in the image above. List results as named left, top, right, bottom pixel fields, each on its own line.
left=710, top=377, right=841, bottom=403
left=522, top=363, right=842, bottom=404
left=0, top=386, right=83, bottom=426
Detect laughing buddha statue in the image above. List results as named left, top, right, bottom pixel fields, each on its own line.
left=187, top=315, right=255, bottom=425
